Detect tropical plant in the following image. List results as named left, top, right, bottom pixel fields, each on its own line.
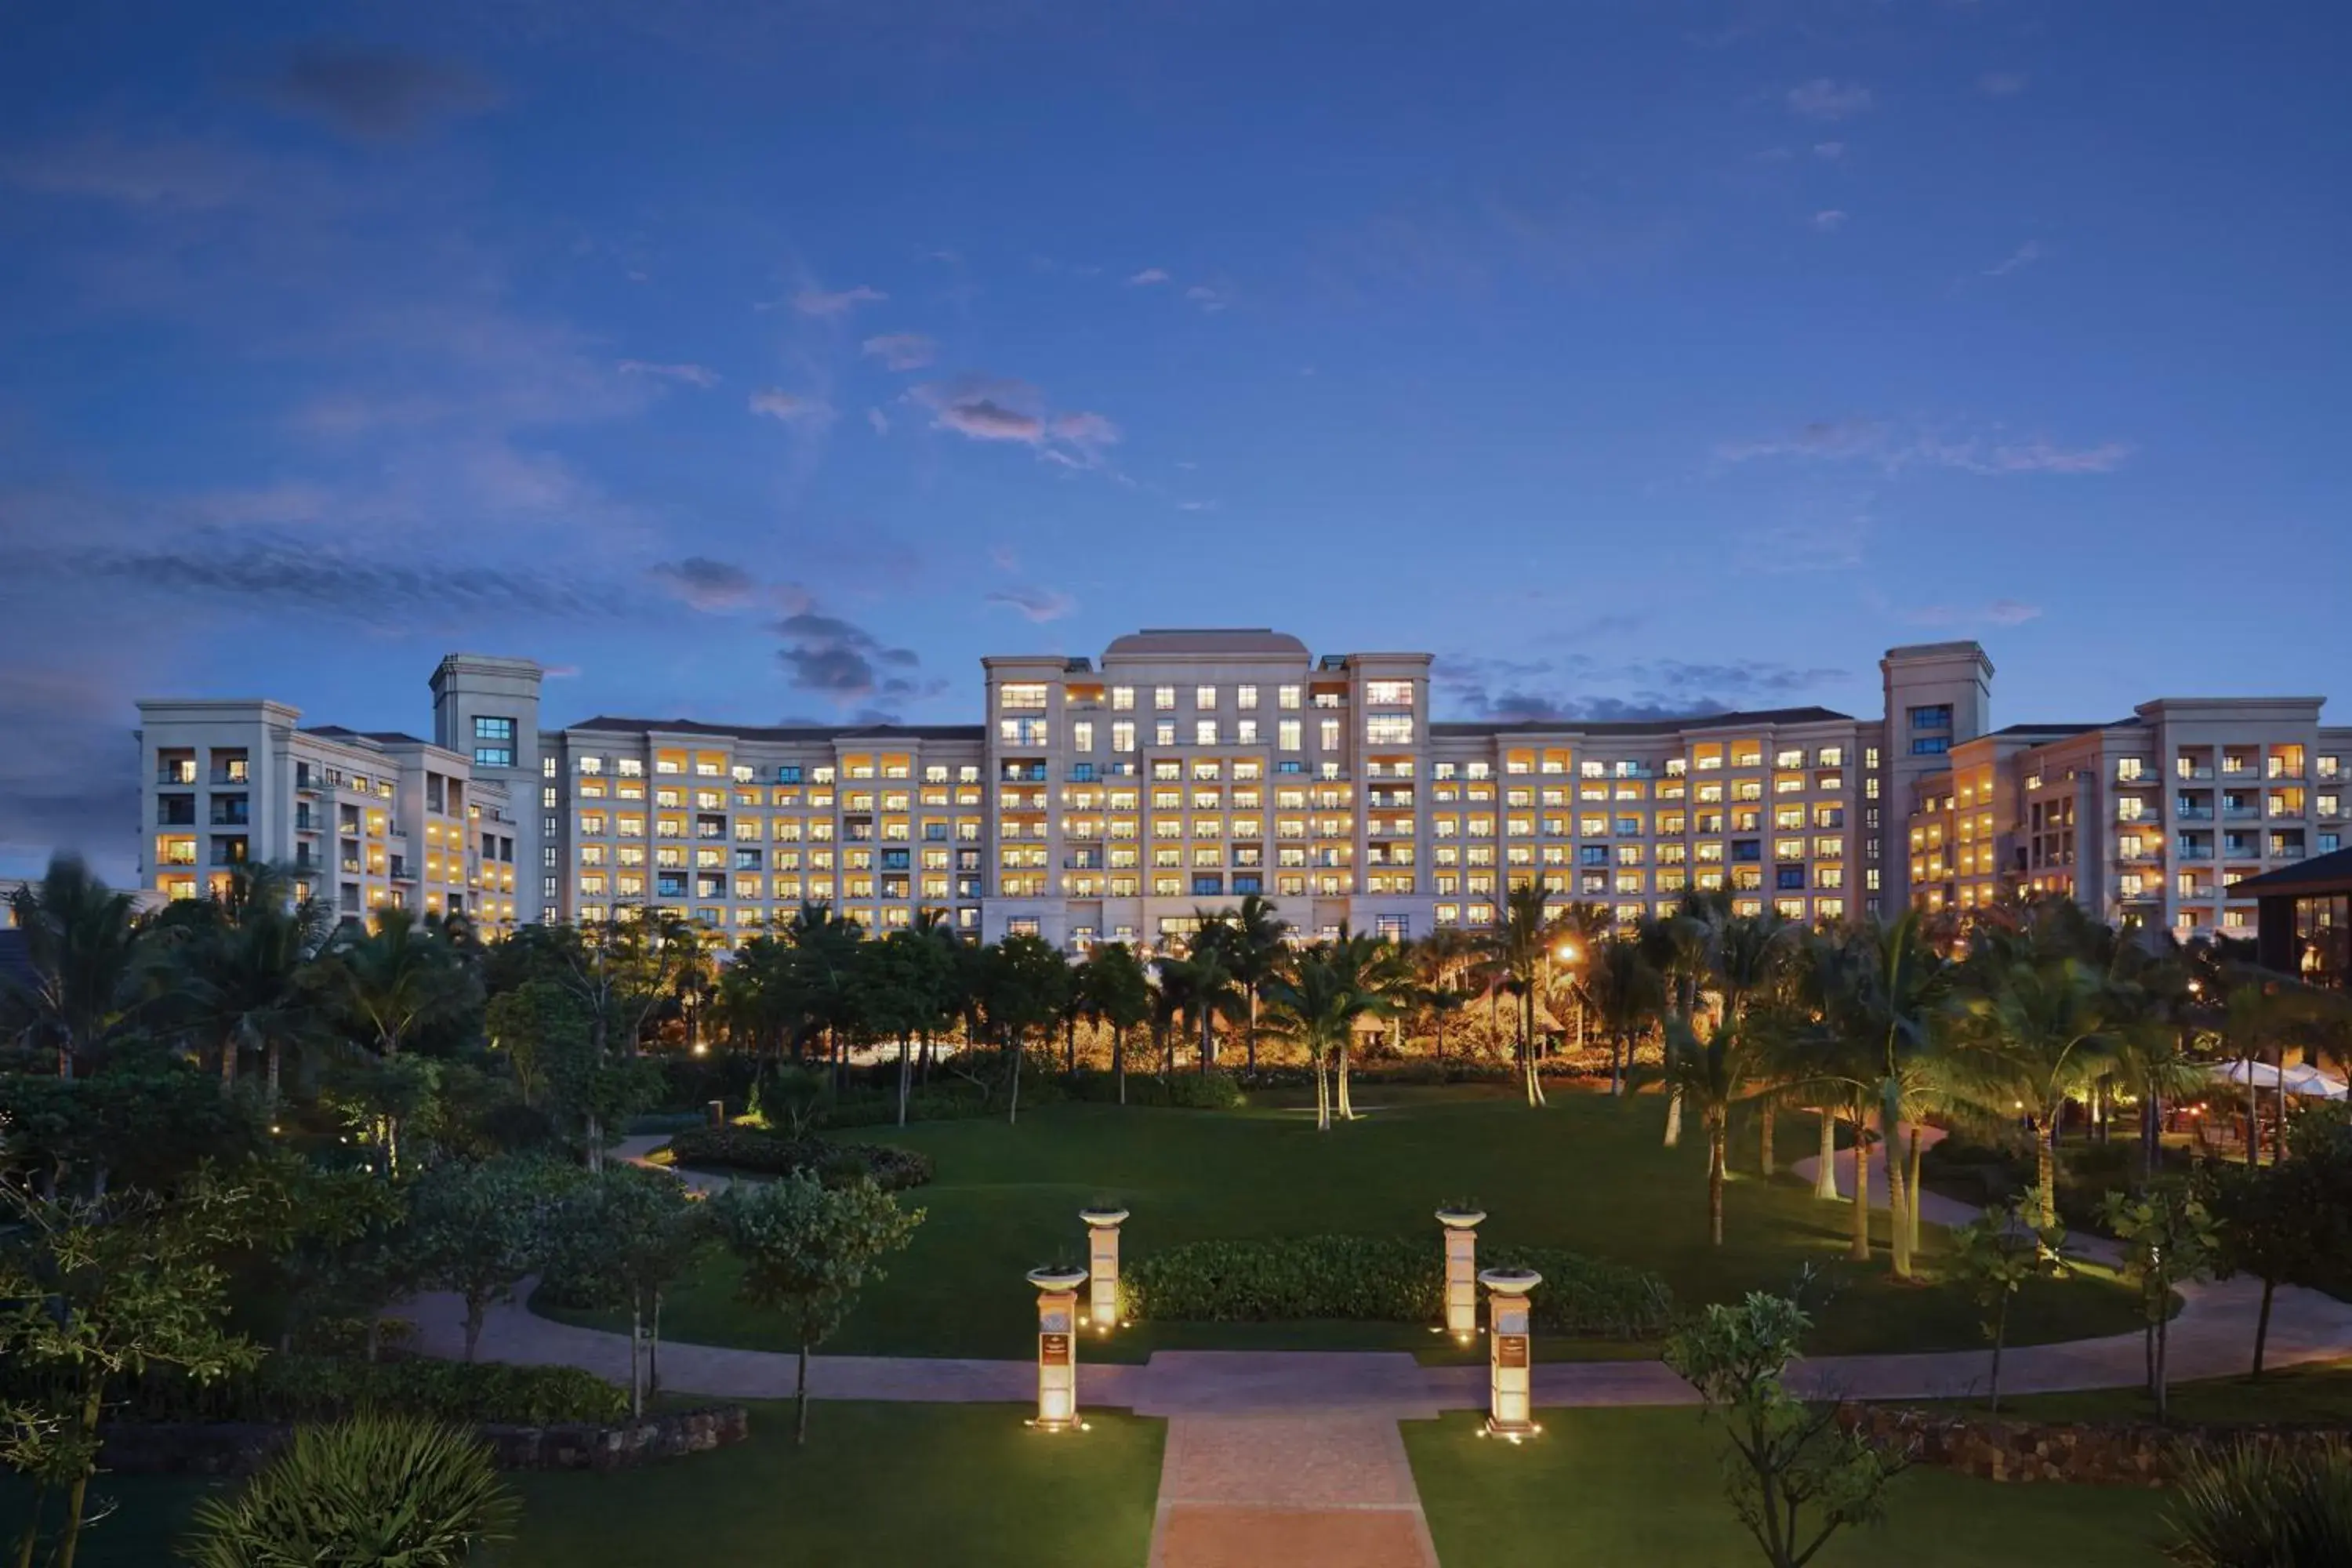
left=2100, top=1184, right=2220, bottom=1421
left=543, top=1163, right=708, bottom=1414
left=1664, top=1289, right=1910, bottom=1568
left=1662, top=1013, right=1758, bottom=1247
left=2161, top=1439, right=2352, bottom=1568
left=978, top=933, right=1072, bottom=1123
left=1955, top=956, right=2122, bottom=1231
left=313, top=906, right=481, bottom=1060
left=1080, top=942, right=1153, bottom=1104
left=405, top=1156, right=579, bottom=1363
left=1581, top=935, right=1659, bottom=1098
left=1224, top=892, right=1289, bottom=1072
left=178, top=1411, right=519, bottom=1568
left=1160, top=923, right=1243, bottom=1075
left=1947, top=1186, right=2068, bottom=1413
left=706, top=1173, right=923, bottom=1443
left=0, top=854, right=150, bottom=1082
left=1486, top=883, right=1558, bottom=1105
left=154, top=862, right=335, bottom=1108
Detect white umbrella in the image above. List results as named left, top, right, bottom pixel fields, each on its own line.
left=2209, top=1060, right=2347, bottom=1099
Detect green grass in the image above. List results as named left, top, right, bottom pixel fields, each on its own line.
left=543, top=1084, right=2149, bottom=1360
left=1918, top=1356, right=2352, bottom=1425
left=13, top=1401, right=1164, bottom=1568
left=1405, top=1406, right=2171, bottom=1567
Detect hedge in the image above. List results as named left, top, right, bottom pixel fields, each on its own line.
left=27, top=1356, right=627, bottom=1428
left=661, top=1127, right=935, bottom=1190
left=1063, top=1070, right=1246, bottom=1111
left=1120, top=1236, right=1674, bottom=1340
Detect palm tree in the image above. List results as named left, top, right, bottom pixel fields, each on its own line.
left=1663, top=1012, right=1758, bottom=1246
left=1329, top=926, right=1410, bottom=1120
left=1160, top=927, right=1242, bottom=1074
left=165, top=862, right=334, bottom=1112
left=1261, top=935, right=1395, bottom=1131
left=1080, top=942, right=1152, bottom=1104
left=1224, top=893, right=1288, bottom=1073
left=1, top=854, right=149, bottom=1080
left=1486, top=883, right=1557, bottom=1106
left=313, top=906, right=478, bottom=1058
left=1639, top=892, right=1724, bottom=1143
left=1582, top=936, right=1660, bottom=1098
left=1955, top=956, right=2123, bottom=1229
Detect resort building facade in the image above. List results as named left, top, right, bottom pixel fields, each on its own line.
left=129, top=632, right=2347, bottom=950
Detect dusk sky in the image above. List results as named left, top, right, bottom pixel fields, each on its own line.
left=2, top=0, right=2346, bottom=879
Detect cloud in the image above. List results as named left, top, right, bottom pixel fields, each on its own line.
left=985, top=586, right=1076, bottom=623
left=1127, top=268, right=1171, bottom=285
left=1813, top=140, right=1845, bottom=160
left=1979, top=71, right=2028, bottom=96
left=0, top=662, right=143, bottom=878
left=866, top=406, right=890, bottom=434
left=1981, top=240, right=2043, bottom=278
left=793, top=284, right=887, bottom=318
left=1787, top=78, right=1873, bottom=121
left=860, top=332, right=936, bottom=371
left=651, top=557, right=758, bottom=612
left=910, top=376, right=1121, bottom=467
left=1904, top=599, right=2043, bottom=628
left=263, top=45, right=498, bottom=140
left=618, top=359, right=720, bottom=387
left=1813, top=209, right=1848, bottom=232
left=0, top=135, right=289, bottom=212
left=1436, top=652, right=1846, bottom=724
left=1715, top=419, right=2130, bottom=476
left=749, top=387, right=832, bottom=423
left=1184, top=284, right=1229, bottom=314
left=773, top=608, right=939, bottom=704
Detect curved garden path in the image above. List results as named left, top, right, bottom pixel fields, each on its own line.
left=385, top=1131, right=2352, bottom=1568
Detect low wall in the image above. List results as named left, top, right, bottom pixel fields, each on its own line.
left=98, top=1403, right=750, bottom=1478
left=1841, top=1404, right=2350, bottom=1486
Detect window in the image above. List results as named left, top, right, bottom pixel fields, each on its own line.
left=474, top=746, right=514, bottom=768
left=1278, top=684, right=1301, bottom=710
left=1319, top=719, right=1340, bottom=752
left=1910, top=706, right=1953, bottom=731
left=1112, top=721, right=1136, bottom=753
left=1279, top=720, right=1301, bottom=752
left=541, top=755, right=557, bottom=779
left=1910, top=737, right=1950, bottom=757
left=1000, top=683, right=1049, bottom=710
left=1156, top=720, right=1177, bottom=746
left=1236, top=684, right=1259, bottom=711
left=1366, top=680, right=1413, bottom=706
left=1365, top=716, right=1414, bottom=746
left=1111, top=686, right=1134, bottom=710
left=1195, top=720, right=1218, bottom=746
left=1154, top=686, right=1177, bottom=710
left=474, top=716, right=515, bottom=742
left=1073, top=720, right=1095, bottom=753
left=1194, top=684, right=1218, bottom=710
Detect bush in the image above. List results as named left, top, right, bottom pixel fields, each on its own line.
left=182, top=1411, right=519, bottom=1568
left=1063, top=1070, right=1246, bottom=1111
left=1120, top=1236, right=1674, bottom=1339
left=662, top=1127, right=934, bottom=1191
left=2165, top=1440, right=2352, bottom=1566
left=71, top=1356, right=627, bottom=1427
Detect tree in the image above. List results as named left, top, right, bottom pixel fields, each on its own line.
left=156, top=862, right=332, bottom=1108
left=2199, top=1127, right=2352, bottom=1378
left=1664, top=1290, right=1910, bottom=1568
left=707, top=1174, right=922, bottom=1443
left=0, top=855, right=149, bottom=1082
left=1224, top=892, right=1289, bottom=1073
left=1947, top=1187, right=2068, bottom=1413
left=1487, top=883, right=1557, bottom=1106
left=1160, top=925, right=1241, bottom=1075
left=546, top=1164, right=709, bottom=1415
left=1958, top=957, right=2121, bottom=1232
left=407, top=1156, right=577, bottom=1363
left=862, top=928, right=958, bottom=1126
left=0, top=1170, right=270, bottom=1568
left=180, top=1412, right=518, bottom=1568
left=1583, top=936, right=1659, bottom=1099
left=314, top=907, right=481, bottom=1060
left=1663, top=1014, right=1757, bottom=1247
left=979, top=935, right=1073, bottom=1124
left=1080, top=942, right=1152, bottom=1105
left=1261, top=938, right=1393, bottom=1132
left=2100, top=1185, right=2220, bottom=1421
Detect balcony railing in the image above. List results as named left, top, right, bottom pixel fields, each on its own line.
left=2176, top=765, right=2216, bottom=781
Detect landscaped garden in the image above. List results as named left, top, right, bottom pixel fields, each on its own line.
left=557, top=1087, right=2151, bottom=1363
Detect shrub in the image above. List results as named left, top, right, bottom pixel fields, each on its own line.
left=181, top=1411, right=519, bottom=1568
left=1120, top=1236, right=1673, bottom=1339
left=66, top=1356, right=627, bottom=1428
left=662, top=1127, right=934, bottom=1191
left=2165, top=1440, right=2352, bottom=1566
left=1063, top=1070, right=1246, bottom=1111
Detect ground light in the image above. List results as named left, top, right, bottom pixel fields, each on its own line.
left=1479, top=1267, right=1543, bottom=1439
left=1025, top=1264, right=1089, bottom=1432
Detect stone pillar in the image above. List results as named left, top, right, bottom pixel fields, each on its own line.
left=1026, top=1266, right=1088, bottom=1431
left=1436, top=1207, right=1485, bottom=1341
left=1079, top=1208, right=1127, bottom=1331
left=1480, top=1268, right=1542, bottom=1440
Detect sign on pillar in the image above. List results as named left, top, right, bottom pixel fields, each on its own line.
left=1079, top=1208, right=1127, bottom=1332
left=1479, top=1267, right=1542, bottom=1441
left=1025, top=1265, right=1089, bottom=1432
left=1435, top=1207, right=1485, bottom=1341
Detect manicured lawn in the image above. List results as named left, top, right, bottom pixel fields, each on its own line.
left=1405, top=1406, right=2170, bottom=1567
left=1919, top=1355, right=2352, bottom=1425
left=20, top=1401, right=1164, bottom=1568
left=546, top=1084, right=2148, bottom=1359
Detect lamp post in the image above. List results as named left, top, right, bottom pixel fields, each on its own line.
left=1025, top=1265, right=1089, bottom=1432
left=1078, top=1207, right=1128, bottom=1331
left=1479, top=1267, right=1542, bottom=1440
left=1435, top=1207, right=1486, bottom=1340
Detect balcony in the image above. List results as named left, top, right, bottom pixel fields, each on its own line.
left=2176, top=765, right=2216, bottom=782
left=157, top=767, right=198, bottom=786
left=2175, top=808, right=2215, bottom=822
left=2222, top=804, right=2259, bottom=819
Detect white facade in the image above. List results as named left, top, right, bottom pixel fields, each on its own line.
left=126, top=630, right=2343, bottom=949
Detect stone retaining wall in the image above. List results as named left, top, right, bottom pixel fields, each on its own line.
left=98, top=1403, right=750, bottom=1478
left=1840, top=1403, right=2350, bottom=1486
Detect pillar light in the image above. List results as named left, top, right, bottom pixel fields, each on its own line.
left=1025, top=1265, right=1089, bottom=1432
left=1436, top=1207, right=1486, bottom=1340
left=1480, top=1267, right=1543, bottom=1441
left=1079, top=1208, right=1129, bottom=1331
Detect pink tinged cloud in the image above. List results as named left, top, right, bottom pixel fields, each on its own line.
left=749, top=387, right=831, bottom=422
left=860, top=332, right=936, bottom=370
left=1788, top=78, right=1873, bottom=121
left=793, top=284, right=887, bottom=318
left=985, top=586, right=1076, bottom=622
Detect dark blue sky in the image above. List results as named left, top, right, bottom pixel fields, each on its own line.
left=3, top=0, right=2347, bottom=877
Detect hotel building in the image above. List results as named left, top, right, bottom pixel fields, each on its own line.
left=129, top=632, right=2344, bottom=949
